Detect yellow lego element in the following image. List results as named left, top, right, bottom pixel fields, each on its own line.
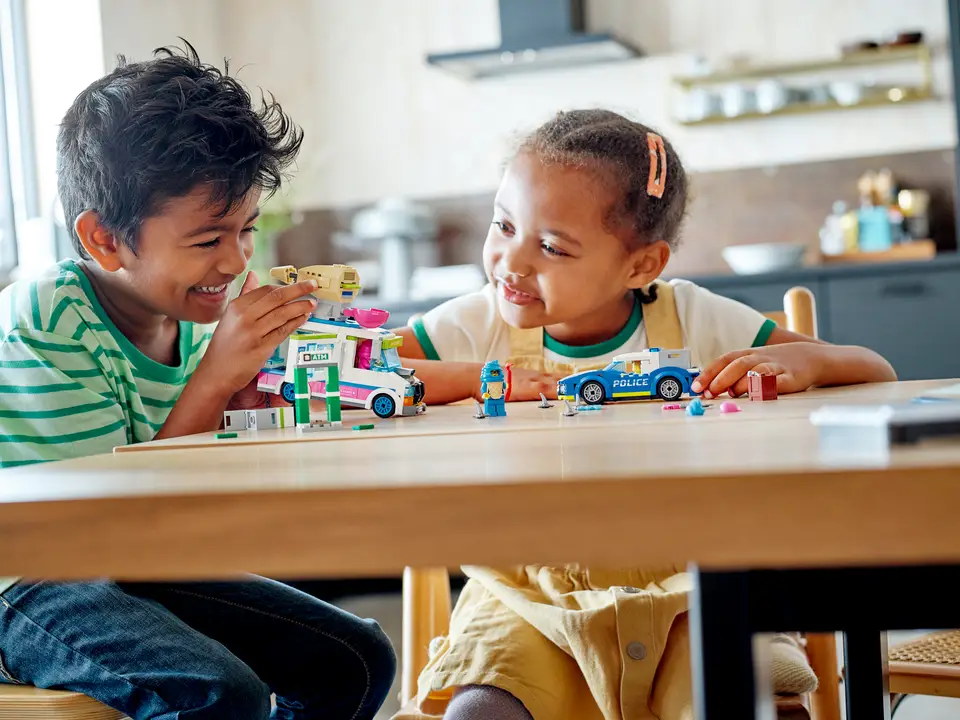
left=270, top=264, right=361, bottom=305
left=611, top=390, right=652, bottom=398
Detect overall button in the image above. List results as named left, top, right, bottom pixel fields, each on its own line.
left=627, top=642, right=647, bottom=660
left=615, top=586, right=640, bottom=594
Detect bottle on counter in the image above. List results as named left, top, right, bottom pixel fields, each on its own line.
left=841, top=207, right=859, bottom=251
left=819, top=201, right=849, bottom=256
left=858, top=203, right=894, bottom=252
left=898, top=189, right=931, bottom=241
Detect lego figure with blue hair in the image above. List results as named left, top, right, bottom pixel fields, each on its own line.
left=480, top=360, right=508, bottom=417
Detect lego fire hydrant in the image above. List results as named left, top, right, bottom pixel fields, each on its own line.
left=480, top=360, right=508, bottom=417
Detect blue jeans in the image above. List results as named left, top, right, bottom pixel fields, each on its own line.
left=0, top=577, right=396, bottom=719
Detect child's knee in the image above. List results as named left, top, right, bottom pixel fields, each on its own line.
left=445, top=685, right=532, bottom=720
left=358, top=618, right=398, bottom=706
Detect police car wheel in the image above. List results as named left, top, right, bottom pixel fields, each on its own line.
left=656, top=377, right=682, bottom=401
left=580, top=381, right=605, bottom=404
left=281, top=382, right=297, bottom=404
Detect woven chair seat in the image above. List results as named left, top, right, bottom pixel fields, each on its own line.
left=891, top=630, right=960, bottom=665
left=889, top=630, right=960, bottom=701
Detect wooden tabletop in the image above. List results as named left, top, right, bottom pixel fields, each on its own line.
left=4, top=380, right=960, bottom=581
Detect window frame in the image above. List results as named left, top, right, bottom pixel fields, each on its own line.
left=0, top=0, right=38, bottom=276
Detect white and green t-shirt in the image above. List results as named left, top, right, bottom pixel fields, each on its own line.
left=0, top=260, right=212, bottom=594
left=411, top=279, right=776, bottom=368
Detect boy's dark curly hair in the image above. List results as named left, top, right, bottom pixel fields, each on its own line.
left=57, top=39, right=303, bottom=257
left=520, top=109, right=688, bottom=304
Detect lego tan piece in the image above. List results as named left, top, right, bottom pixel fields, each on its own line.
left=269, top=264, right=361, bottom=305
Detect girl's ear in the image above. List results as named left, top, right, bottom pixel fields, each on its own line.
left=75, top=210, right=123, bottom=272
left=625, top=240, right=671, bottom=291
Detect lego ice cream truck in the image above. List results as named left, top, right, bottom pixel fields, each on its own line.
left=257, top=264, right=425, bottom=419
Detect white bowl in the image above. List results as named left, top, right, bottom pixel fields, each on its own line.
left=721, top=243, right=807, bottom=275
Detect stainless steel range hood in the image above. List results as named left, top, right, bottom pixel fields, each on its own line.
left=426, top=0, right=640, bottom=80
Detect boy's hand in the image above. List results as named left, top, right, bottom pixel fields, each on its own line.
left=226, top=377, right=291, bottom=411
left=691, top=342, right=824, bottom=399
left=504, top=367, right=564, bottom=402
left=197, top=271, right=318, bottom=398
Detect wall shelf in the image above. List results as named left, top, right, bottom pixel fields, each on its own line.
left=673, top=44, right=931, bottom=88
left=677, top=86, right=935, bottom=126
left=673, top=44, right=934, bottom=126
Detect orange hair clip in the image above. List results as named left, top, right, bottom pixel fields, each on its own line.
left=647, top=132, right=667, bottom=199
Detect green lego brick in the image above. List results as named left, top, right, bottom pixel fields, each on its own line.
left=215, top=432, right=238, bottom=439
left=352, top=423, right=375, bottom=431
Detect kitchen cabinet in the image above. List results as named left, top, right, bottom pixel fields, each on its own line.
left=826, top=269, right=960, bottom=380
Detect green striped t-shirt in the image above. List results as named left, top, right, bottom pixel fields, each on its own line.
left=0, top=260, right=212, bottom=593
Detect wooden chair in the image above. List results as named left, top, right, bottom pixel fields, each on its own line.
left=0, top=684, right=124, bottom=718
left=889, top=630, right=960, bottom=715
left=402, top=286, right=844, bottom=720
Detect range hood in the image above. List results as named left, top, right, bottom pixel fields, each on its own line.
left=426, top=0, right=639, bottom=80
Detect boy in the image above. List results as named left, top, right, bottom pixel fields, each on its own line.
left=0, top=43, right=395, bottom=719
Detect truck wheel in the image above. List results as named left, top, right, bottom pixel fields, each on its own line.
left=656, top=376, right=683, bottom=401
left=579, top=381, right=606, bottom=404
left=281, top=382, right=297, bottom=404
left=371, top=394, right=397, bottom=419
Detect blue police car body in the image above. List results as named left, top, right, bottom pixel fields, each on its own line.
left=557, top=349, right=701, bottom=404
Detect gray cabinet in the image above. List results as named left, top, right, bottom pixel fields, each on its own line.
left=827, top=270, right=960, bottom=381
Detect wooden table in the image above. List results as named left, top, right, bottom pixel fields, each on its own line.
left=3, top=380, right=960, bottom=581
left=4, top=380, right=960, bottom=720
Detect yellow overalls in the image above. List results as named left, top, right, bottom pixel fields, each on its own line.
left=398, top=283, right=695, bottom=720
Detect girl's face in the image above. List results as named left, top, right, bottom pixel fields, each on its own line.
left=483, top=151, right=667, bottom=334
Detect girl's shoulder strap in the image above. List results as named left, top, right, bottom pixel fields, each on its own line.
left=642, top=281, right=684, bottom=350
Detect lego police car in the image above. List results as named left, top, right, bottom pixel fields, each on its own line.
left=557, top=348, right=701, bottom=404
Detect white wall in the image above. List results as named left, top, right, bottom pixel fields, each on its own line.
left=34, top=0, right=960, bottom=216
left=98, top=0, right=226, bottom=67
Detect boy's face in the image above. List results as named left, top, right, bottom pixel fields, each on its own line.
left=483, top=151, right=662, bottom=331
left=101, top=186, right=261, bottom=325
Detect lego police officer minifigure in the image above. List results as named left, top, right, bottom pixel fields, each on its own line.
left=480, top=360, right=508, bottom=417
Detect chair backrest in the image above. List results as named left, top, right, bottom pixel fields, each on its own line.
left=766, top=287, right=818, bottom=340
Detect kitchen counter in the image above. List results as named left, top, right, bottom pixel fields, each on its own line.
left=680, top=252, right=960, bottom=287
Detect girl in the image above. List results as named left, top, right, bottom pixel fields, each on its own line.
left=393, top=110, right=896, bottom=720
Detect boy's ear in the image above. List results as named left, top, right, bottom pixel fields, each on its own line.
left=75, top=210, right=123, bottom=272
left=625, top=240, right=671, bottom=291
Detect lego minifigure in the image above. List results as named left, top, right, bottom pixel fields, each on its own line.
left=480, top=360, right=508, bottom=417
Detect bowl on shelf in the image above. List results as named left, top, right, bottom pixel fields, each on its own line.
left=721, top=242, right=807, bottom=275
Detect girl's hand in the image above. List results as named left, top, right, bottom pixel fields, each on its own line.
left=505, top=368, right=564, bottom=402
left=691, top=342, right=825, bottom=399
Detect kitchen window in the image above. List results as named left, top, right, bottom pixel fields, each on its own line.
left=0, top=0, right=38, bottom=279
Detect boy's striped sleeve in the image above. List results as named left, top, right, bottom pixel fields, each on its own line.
left=0, top=327, right=126, bottom=468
